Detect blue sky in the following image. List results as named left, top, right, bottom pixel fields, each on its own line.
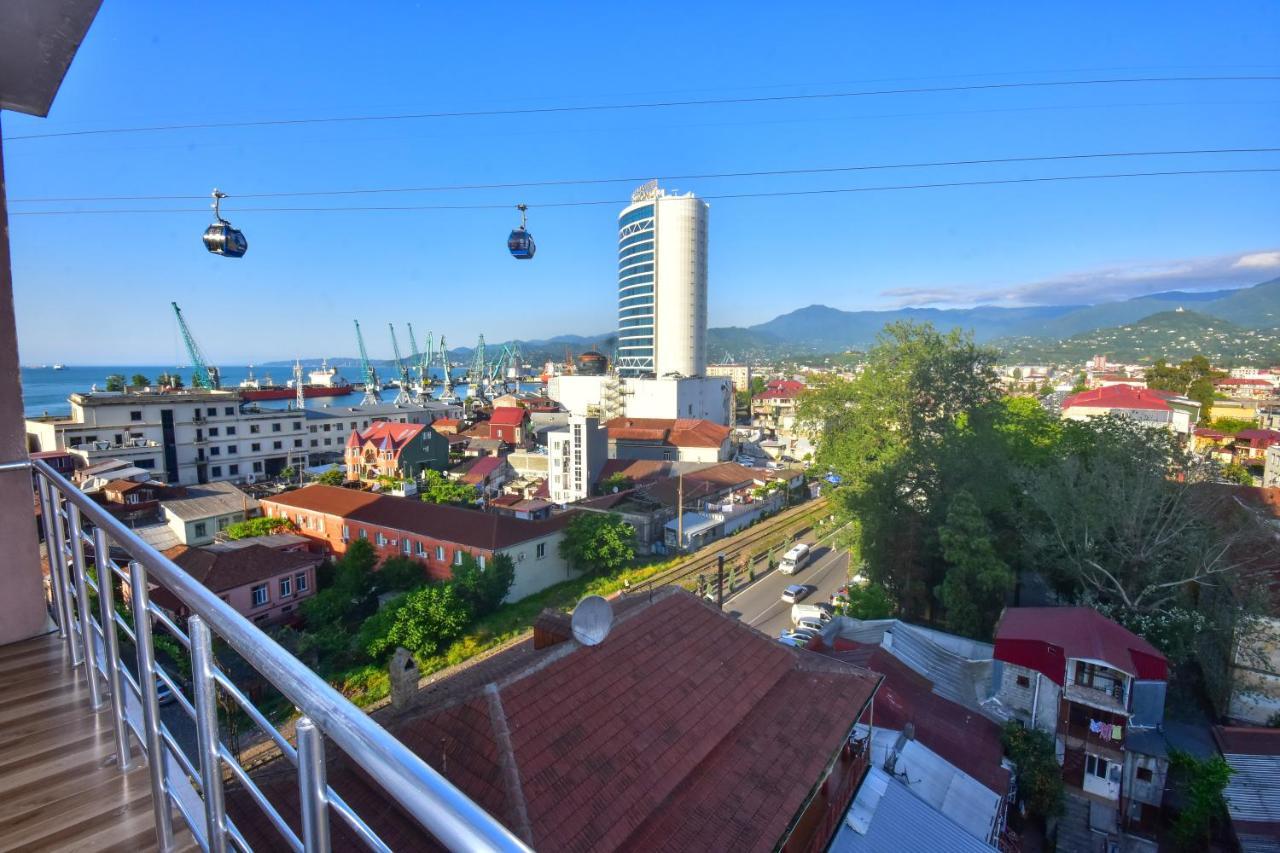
left=5, top=2, right=1279, bottom=364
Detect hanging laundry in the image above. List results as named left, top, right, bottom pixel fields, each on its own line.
left=1089, top=719, right=1103, bottom=734
left=1111, top=726, right=1123, bottom=741
left=1099, top=723, right=1113, bottom=739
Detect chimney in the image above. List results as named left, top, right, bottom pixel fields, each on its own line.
left=389, top=646, right=419, bottom=710
left=533, top=609, right=573, bottom=649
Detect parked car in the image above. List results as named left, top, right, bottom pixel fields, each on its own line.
left=795, top=617, right=826, bottom=634
left=781, top=584, right=809, bottom=604
left=779, top=628, right=817, bottom=646
left=791, top=603, right=832, bottom=624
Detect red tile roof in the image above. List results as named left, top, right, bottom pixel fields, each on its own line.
left=824, top=641, right=1010, bottom=795
left=265, top=485, right=571, bottom=550
left=1234, top=429, right=1280, bottom=448
left=460, top=455, right=505, bottom=485
left=994, top=607, right=1167, bottom=683
left=1062, top=384, right=1178, bottom=412
left=604, top=417, right=730, bottom=448
left=755, top=380, right=806, bottom=401
left=595, top=459, right=679, bottom=484
left=1216, top=377, right=1274, bottom=386
left=229, top=589, right=880, bottom=851
left=348, top=421, right=426, bottom=456
left=488, top=407, right=528, bottom=426
left=163, top=544, right=320, bottom=594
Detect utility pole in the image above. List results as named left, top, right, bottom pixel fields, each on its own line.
left=716, top=552, right=725, bottom=610
left=676, top=470, right=684, bottom=552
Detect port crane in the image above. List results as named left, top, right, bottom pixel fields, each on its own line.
left=388, top=324, right=413, bottom=405
left=406, top=323, right=429, bottom=399
left=353, top=320, right=381, bottom=405
left=172, top=301, right=220, bottom=389
left=438, top=335, right=456, bottom=400
left=469, top=334, right=489, bottom=399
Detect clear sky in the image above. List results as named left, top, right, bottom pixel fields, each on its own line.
left=5, top=2, right=1279, bottom=364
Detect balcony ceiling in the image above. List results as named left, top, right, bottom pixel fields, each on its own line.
left=0, top=0, right=101, bottom=116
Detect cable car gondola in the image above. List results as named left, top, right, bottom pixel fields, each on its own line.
left=507, top=203, right=535, bottom=260
left=202, top=189, right=248, bottom=258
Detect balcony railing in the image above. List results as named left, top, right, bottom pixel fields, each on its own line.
left=30, top=457, right=530, bottom=853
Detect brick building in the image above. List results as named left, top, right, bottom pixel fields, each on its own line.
left=260, top=485, right=577, bottom=601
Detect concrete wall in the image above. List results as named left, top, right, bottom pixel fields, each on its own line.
left=223, top=564, right=317, bottom=625
left=624, top=376, right=731, bottom=426
left=996, top=662, right=1061, bottom=733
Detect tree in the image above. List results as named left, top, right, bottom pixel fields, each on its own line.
left=798, top=321, right=1002, bottom=617
left=1147, top=356, right=1222, bottom=424
left=301, top=539, right=377, bottom=628
left=316, top=466, right=345, bottom=486
left=559, top=512, right=635, bottom=574
left=225, top=516, right=295, bottom=540
left=279, top=466, right=297, bottom=482
left=105, top=373, right=126, bottom=392
left=419, top=469, right=477, bottom=505
left=841, top=582, right=894, bottom=619
left=361, top=583, right=471, bottom=659
left=1168, top=751, right=1232, bottom=851
left=450, top=552, right=515, bottom=617
left=156, top=371, right=183, bottom=389
left=1221, top=461, right=1254, bottom=485
left=130, top=373, right=151, bottom=387
left=1002, top=722, right=1064, bottom=820
left=936, top=491, right=1014, bottom=639
left=376, top=555, right=429, bottom=593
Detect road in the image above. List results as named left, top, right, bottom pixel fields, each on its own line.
left=717, top=531, right=852, bottom=638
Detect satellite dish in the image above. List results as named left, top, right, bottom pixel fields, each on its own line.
left=571, top=595, right=614, bottom=646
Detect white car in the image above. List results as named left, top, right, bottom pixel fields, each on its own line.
left=781, top=584, right=809, bottom=604
left=795, top=617, right=826, bottom=634
left=779, top=628, right=818, bottom=646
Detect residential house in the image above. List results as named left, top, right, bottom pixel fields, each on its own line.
left=605, top=416, right=732, bottom=463
left=1061, top=384, right=1199, bottom=439
left=98, top=478, right=161, bottom=523
left=993, top=607, right=1169, bottom=836
left=1213, top=726, right=1280, bottom=851
left=486, top=407, right=528, bottom=445
left=488, top=494, right=553, bottom=520
left=302, top=399, right=463, bottom=464
left=1215, top=376, right=1277, bottom=401
left=154, top=542, right=322, bottom=626
left=159, top=481, right=260, bottom=546
left=230, top=588, right=882, bottom=852
left=344, top=421, right=447, bottom=485
left=1232, top=429, right=1280, bottom=468
left=453, top=455, right=513, bottom=499
left=751, top=379, right=806, bottom=431
left=261, top=485, right=578, bottom=601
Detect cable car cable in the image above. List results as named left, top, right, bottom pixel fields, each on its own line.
left=10, top=146, right=1280, bottom=203
left=10, top=167, right=1279, bottom=216
left=7, top=75, right=1279, bottom=141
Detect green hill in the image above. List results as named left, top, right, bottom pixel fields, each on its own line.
left=995, top=310, right=1280, bottom=365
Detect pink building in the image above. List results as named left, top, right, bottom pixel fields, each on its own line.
left=155, top=541, right=323, bottom=626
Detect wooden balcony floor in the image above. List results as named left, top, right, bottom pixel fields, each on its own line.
left=0, top=631, right=195, bottom=852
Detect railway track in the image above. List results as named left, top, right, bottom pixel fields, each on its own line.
left=632, top=496, right=834, bottom=594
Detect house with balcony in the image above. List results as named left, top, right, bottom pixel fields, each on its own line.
left=343, top=420, right=447, bottom=485
left=992, top=607, right=1170, bottom=837
left=751, top=379, right=806, bottom=431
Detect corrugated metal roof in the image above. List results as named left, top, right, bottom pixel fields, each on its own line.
left=1222, top=752, right=1280, bottom=826
left=829, top=767, right=996, bottom=852
left=161, top=481, right=258, bottom=521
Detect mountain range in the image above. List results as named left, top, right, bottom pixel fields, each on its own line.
left=261, top=276, right=1280, bottom=369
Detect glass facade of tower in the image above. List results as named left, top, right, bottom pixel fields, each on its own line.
left=616, top=202, right=657, bottom=375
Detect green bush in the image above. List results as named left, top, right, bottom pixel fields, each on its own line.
left=1002, top=722, right=1063, bottom=820
left=225, top=516, right=296, bottom=540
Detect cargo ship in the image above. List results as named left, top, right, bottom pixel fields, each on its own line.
left=238, top=360, right=352, bottom=401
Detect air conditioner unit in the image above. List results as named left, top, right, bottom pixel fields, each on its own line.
left=517, top=553, right=525, bottom=562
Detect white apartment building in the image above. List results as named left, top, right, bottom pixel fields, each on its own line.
left=547, top=374, right=732, bottom=426
left=615, top=182, right=709, bottom=379
left=547, top=415, right=607, bottom=504
left=706, top=363, right=752, bottom=394
left=27, top=390, right=307, bottom=486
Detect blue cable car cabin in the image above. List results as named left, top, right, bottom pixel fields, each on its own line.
left=507, top=227, right=535, bottom=259
left=202, top=222, right=248, bottom=257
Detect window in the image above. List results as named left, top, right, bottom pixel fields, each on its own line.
left=311, top=439, right=318, bottom=447
left=341, top=524, right=349, bottom=540
left=194, top=522, right=207, bottom=537
left=375, top=532, right=386, bottom=546
left=536, top=542, right=546, bottom=559
left=414, top=541, right=426, bottom=557
left=209, top=427, right=219, bottom=437
left=217, top=517, right=230, bottom=531
left=251, top=584, right=268, bottom=607
left=350, top=422, right=357, bottom=430
left=281, top=604, right=293, bottom=614
left=251, top=442, right=261, bottom=452
left=272, top=422, right=282, bottom=432
left=226, top=426, right=237, bottom=436
left=1136, top=767, right=1153, bottom=783
left=227, top=444, right=237, bottom=454
left=454, top=551, right=464, bottom=566
left=403, top=538, right=411, bottom=555
left=1016, top=675, right=1030, bottom=688
left=228, top=464, right=239, bottom=476
left=295, top=572, right=309, bottom=592
left=274, top=441, right=283, bottom=450
left=435, top=545, right=444, bottom=561
left=130, top=410, right=142, bottom=421
left=293, top=421, right=302, bottom=431
left=207, top=407, right=217, bottom=416
left=309, top=425, right=317, bottom=433
left=253, top=461, right=263, bottom=473
left=224, top=406, right=235, bottom=416
left=250, top=424, right=261, bottom=434
left=324, top=438, right=332, bottom=446
left=210, top=446, right=221, bottom=456
left=210, top=466, right=222, bottom=477
left=358, top=528, right=367, bottom=539
left=280, top=576, right=293, bottom=597
left=323, top=424, right=331, bottom=432
left=478, top=555, right=486, bottom=570
left=294, top=439, right=302, bottom=448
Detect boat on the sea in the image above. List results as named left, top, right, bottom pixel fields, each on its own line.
left=52, top=364, right=66, bottom=370
left=238, top=359, right=353, bottom=401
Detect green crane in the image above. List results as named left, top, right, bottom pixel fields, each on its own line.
left=171, top=301, right=219, bottom=389
left=388, top=323, right=412, bottom=405
left=469, top=334, right=488, bottom=397
left=439, top=335, right=455, bottom=399
left=406, top=323, right=424, bottom=389
left=354, top=320, right=381, bottom=405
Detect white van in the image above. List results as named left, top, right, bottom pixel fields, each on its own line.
left=791, top=603, right=832, bottom=625
left=778, top=543, right=811, bottom=575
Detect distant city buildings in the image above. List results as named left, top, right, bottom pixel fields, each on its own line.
left=1060, top=384, right=1199, bottom=439
left=706, top=362, right=752, bottom=393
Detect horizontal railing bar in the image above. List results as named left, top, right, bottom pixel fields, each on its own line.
left=31, top=457, right=530, bottom=853
left=219, top=747, right=305, bottom=853
left=147, top=602, right=193, bottom=650
left=329, top=793, right=393, bottom=853
left=0, top=458, right=32, bottom=471
left=214, top=670, right=298, bottom=762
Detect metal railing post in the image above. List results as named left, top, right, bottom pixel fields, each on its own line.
left=47, top=482, right=79, bottom=658
left=35, top=473, right=66, bottom=636
left=297, top=716, right=332, bottom=853
left=67, top=503, right=103, bottom=708
left=94, top=527, right=134, bottom=770
left=190, top=616, right=228, bottom=853
left=129, top=560, right=176, bottom=849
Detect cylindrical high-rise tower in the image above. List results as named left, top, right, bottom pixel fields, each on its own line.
left=615, top=182, right=708, bottom=379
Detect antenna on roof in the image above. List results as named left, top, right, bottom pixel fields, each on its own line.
left=571, top=595, right=613, bottom=646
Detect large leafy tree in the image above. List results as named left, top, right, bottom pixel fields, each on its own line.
left=419, top=469, right=477, bottom=505
left=799, top=321, right=1003, bottom=617
left=450, top=552, right=516, bottom=617
left=936, top=490, right=1015, bottom=639
left=105, top=373, right=126, bottom=392
left=361, top=583, right=471, bottom=659
left=1146, top=355, right=1221, bottom=424
left=559, top=512, right=635, bottom=574
left=130, top=373, right=151, bottom=387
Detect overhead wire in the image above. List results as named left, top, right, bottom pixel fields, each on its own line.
left=9, top=146, right=1280, bottom=203
left=10, top=167, right=1279, bottom=216
left=7, top=75, right=1279, bottom=141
